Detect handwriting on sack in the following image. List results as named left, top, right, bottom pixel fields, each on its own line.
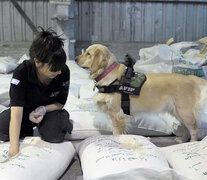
left=83, top=136, right=162, bottom=164
left=172, top=142, right=207, bottom=176
left=0, top=143, right=52, bottom=170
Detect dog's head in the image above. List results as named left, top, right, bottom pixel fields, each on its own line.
left=75, top=44, right=117, bottom=79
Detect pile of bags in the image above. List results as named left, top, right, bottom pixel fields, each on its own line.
left=134, top=37, right=207, bottom=79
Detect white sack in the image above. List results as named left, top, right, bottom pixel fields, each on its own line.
left=0, top=56, right=18, bottom=74
left=0, top=137, right=75, bottom=180
left=160, top=141, right=207, bottom=180
left=77, top=135, right=189, bottom=180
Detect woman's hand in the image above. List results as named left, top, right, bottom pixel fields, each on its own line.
left=29, top=103, right=63, bottom=124
left=29, top=106, right=46, bottom=123
left=9, top=145, right=19, bottom=157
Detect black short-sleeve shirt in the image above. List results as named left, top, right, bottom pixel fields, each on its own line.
left=9, top=60, right=70, bottom=114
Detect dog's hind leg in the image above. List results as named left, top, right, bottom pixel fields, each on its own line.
left=174, top=108, right=198, bottom=142
left=186, top=122, right=198, bottom=142
left=175, top=125, right=190, bottom=143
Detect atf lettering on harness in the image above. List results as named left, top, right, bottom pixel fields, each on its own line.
left=118, top=85, right=136, bottom=94
left=97, top=84, right=139, bottom=95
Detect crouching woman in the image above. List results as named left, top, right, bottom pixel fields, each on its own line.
left=0, top=27, right=73, bottom=156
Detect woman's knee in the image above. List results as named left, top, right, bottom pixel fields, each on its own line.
left=0, top=108, right=10, bottom=141
left=38, top=109, right=73, bottom=143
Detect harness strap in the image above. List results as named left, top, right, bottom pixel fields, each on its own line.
left=96, top=85, right=118, bottom=93
left=96, top=68, right=146, bottom=115
left=121, top=67, right=134, bottom=115
left=121, top=93, right=130, bottom=115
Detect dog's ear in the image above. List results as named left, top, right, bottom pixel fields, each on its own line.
left=90, top=49, right=107, bottom=79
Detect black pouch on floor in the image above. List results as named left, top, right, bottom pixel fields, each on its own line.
left=38, top=109, right=73, bottom=143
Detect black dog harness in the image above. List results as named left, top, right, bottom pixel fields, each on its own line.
left=96, top=67, right=146, bottom=115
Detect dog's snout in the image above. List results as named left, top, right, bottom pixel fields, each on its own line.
left=75, top=58, right=78, bottom=63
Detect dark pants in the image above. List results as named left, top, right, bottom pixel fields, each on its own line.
left=0, top=108, right=73, bottom=143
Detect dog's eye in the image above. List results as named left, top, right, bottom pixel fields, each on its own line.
left=87, top=52, right=90, bottom=56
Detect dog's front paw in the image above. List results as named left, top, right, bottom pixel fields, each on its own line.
left=113, top=128, right=125, bottom=135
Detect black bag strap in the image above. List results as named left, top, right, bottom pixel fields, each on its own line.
left=121, top=93, right=130, bottom=115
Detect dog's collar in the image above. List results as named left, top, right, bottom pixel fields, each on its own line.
left=95, top=62, right=118, bottom=82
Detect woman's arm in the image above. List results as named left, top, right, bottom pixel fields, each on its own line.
left=9, top=106, right=23, bottom=156
left=29, top=103, right=64, bottom=124
left=45, top=102, right=64, bottom=112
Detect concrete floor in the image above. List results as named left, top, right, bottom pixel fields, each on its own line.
left=0, top=41, right=178, bottom=180
left=0, top=41, right=156, bottom=62
left=0, top=41, right=30, bottom=60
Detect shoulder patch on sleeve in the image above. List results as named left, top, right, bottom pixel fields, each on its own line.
left=11, top=78, right=20, bottom=85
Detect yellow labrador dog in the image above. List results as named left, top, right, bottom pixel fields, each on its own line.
left=76, top=44, right=207, bottom=142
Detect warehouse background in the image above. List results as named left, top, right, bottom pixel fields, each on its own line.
left=0, top=0, right=207, bottom=60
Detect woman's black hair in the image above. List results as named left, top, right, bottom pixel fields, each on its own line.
left=29, top=27, right=66, bottom=72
